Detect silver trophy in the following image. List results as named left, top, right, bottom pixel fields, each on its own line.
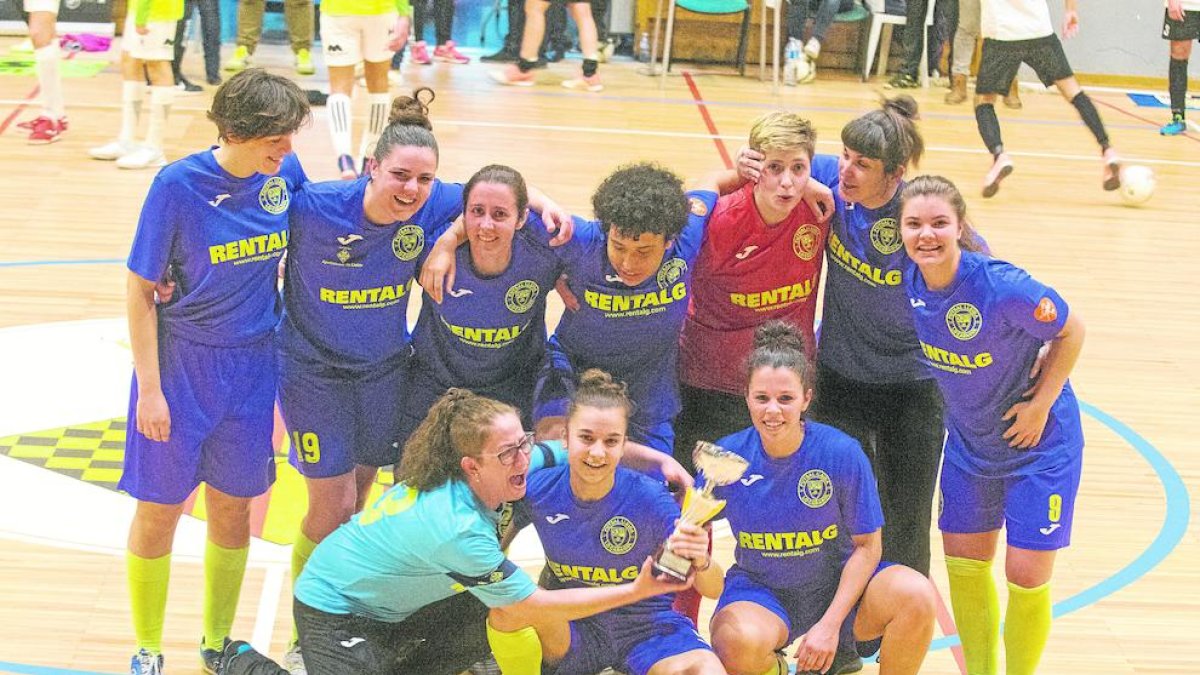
left=653, top=441, right=750, bottom=581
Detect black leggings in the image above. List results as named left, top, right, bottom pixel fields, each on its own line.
left=808, top=363, right=944, bottom=576
left=293, top=594, right=490, bottom=675
left=414, top=0, right=455, bottom=45
left=673, top=384, right=752, bottom=475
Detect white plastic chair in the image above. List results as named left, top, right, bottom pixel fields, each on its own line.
left=861, top=0, right=936, bottom=87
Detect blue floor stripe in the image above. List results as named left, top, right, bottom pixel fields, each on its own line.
left=0, top=259, right=123, bottom=268
left=0, top=400, right=1189, bottom=673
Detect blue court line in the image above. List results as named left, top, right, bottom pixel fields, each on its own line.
left=0, top=258, right=123, bottom=268
left=0, top=400, right=1188, bottom=675
left=923, top=399, right=1191, bottom=653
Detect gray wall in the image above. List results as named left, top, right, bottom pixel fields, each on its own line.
left=1040, top=0, right=1199, bottom=80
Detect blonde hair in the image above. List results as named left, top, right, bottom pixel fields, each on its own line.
left=749, top=111, right=817, bottom=158
left=395, top=389, right=517, bottom=490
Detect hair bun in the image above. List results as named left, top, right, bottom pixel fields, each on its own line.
left=753, top=321, right=807, bottom=353
left=388, top=87, right=435, bottom=129
left=883, top=94, right=920, bottom=121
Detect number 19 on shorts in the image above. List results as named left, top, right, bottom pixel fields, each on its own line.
left=291, top=431, right=321, bottom=464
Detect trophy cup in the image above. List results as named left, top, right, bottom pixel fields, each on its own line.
left=654, top=441, right=750, bottom=581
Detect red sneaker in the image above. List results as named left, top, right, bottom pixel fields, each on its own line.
left=22, top=115, right=67, bottom=144
left=490, top=65, right=535, bottom=87
left=433, top=40, right=470, bottom=64
left=410, top=41, right=432, bottom=66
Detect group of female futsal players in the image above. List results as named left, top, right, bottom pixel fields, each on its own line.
left=120, top=67, right=1087, bottom=675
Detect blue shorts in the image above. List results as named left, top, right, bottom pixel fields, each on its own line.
left=395, top=364, right=536, bottom=461
left=531, top=347, right=675, bottom=454
left=278, top=352, right=407, bottom=476
left=938, top=452, right=1082, bottom=551
left=119, top=332, right=277, bottom=504
left=553, top=607, right=710, bottom=675
left=715, top=565, right=882, bottom=658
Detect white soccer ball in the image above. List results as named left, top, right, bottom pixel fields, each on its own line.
left=1119, top=165, right=1156, bottom=206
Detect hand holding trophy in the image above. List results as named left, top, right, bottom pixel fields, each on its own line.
left=654, top=441, right=750, bottom=581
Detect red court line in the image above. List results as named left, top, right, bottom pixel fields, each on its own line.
left=0, top=50, right=77, bottom=136
left=681, top=72, right=733, bottom=170
left=0, top=85, right=41, bottom=136
left=933, top=582, right=968, bottom=674
left=1093, top=96, right=1200, bottom=143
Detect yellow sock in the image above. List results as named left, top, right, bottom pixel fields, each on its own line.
left=127, top=550, right=171, bottom=654
left=290, top=531, right=319, bottom=643
left=759, top=653, right=788, bottom=675
left=203, top=541, right=249, bottom=651
left=946, top=555, right=999, bottom=675
left=486, top=620, right=542, bottom=675
left=1004, top=581, right=1052, bottom=675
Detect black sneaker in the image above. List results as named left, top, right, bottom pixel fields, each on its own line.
left=480, top=49, right=517, bottom=63
left=200, top=637, right=230, bottom=675
left=176, top=78, right=203, bottom=94
left=206, top=75, right=222, bottom=86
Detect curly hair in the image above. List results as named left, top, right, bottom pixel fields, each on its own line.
left=395, top=389, right=517, bottom=491
left=207, top=68, right=310, bottom=141
left=591, top=163, right=689, bottom=240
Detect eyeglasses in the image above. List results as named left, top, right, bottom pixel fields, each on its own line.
left=485, top=432, right=535, bottom=467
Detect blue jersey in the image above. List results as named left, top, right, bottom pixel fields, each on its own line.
left=906, top=251, right=1082, bottom=477
left=710, top=423, right=884, bottom=592
left=295, top=478, right=537, bottom=622
left=280, top=178, right=463, bottom=369
left=538, top=191, right=717, bottom=425
left=810, top=154, right=924, bottom=384
left=127, top=149, right=307, bottom=347
left=409, top=227, right=562, bottom=391
left=519, top=464, right=680, bottom=615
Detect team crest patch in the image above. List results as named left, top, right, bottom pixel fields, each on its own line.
left=793, top=224, right=821, bottom=261
left=392, top=225, right=425, bottom=261
left=505, top=280, right=540, bottom=314
left=1034, top=297, right=1058, bottom=323
left=797, top=469, right=833, bottom=508
left=656, top=258, right=688, bottom=290
left=337, top=247, right=351, bottom=264
left=946, top=302, right=983, bottom=340
left=258, top=177, right=289, bottom=215
left=689, top=197, right=709, bottom=217
left=600, top=516, right=638, bottom=554
left=869, top=218, right=902, bottom=255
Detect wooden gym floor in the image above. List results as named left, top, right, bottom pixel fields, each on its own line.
left=0, top=37, right=1196, bottom=675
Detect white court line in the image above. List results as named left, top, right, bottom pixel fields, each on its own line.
left=2, top=100, right=1196, bottom=168
left=252, top=565, right=286, bottom=653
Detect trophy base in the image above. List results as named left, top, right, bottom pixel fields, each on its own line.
left=653, top=549, right=693, bottom=583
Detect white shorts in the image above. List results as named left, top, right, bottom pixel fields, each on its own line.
left=320, top=13, right=398, bottom=67
left=24, top=0, right=59, bottom=13
left=122, top=12, right=177, bottom=61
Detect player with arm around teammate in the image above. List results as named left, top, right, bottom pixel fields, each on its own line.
left=707, top=321, right=935, bottom=675
left=738, top=96, right=945, bottom=579
left=504, top=369, right=725, bottom=675
left=900, top=175, right=1085, bottom=675
left=216, top=389, right=692, bottom=675
left=398, top=164, right=564, bottom=454
left=121, top=69, right=311, bottom=675
left=675, top=111, right=831, bottom=474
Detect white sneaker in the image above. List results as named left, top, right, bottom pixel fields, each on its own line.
left=117, top=146, right=167, bottom=170
left=803, top=38, right=821, bottom=60
left=89, top=139, right=139, bottom=161
left=283, top=641, right=307, bottom=675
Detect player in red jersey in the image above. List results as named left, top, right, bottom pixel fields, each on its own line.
left=674, top=111, right=831, bottom=473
